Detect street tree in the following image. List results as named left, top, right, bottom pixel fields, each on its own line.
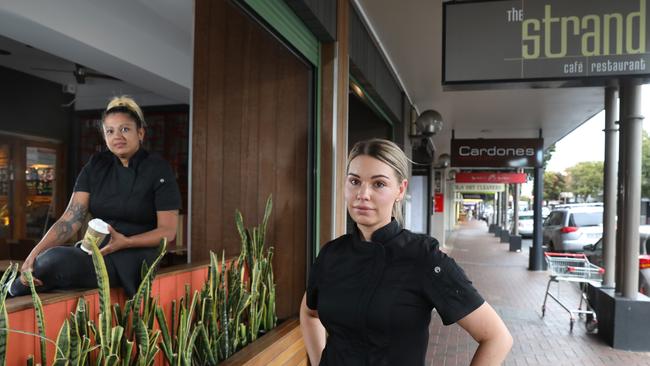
left=566, top=161, right=604, bottom=201
left=543, top=171, right=567, bottom=201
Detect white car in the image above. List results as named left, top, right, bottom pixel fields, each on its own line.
left=543, top=205, right=603, bottom=252
left=511, top=210, right=534, bottom=237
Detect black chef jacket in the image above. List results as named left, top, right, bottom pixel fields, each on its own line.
left=306, top=219, right=484, bottom=366
left=73, top=148, right=181, bottom=296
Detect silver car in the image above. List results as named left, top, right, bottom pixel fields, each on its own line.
left=543, top=205, right=603, bottom=252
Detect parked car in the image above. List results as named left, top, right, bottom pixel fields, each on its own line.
left=583, top=226, right=650, bottom=294
left=511, top=210, right=534, bottom=237
left=543, top=205, right=603, bottom=252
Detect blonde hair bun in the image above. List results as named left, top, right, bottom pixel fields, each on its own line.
left=105, top=95, right=146, bottom=127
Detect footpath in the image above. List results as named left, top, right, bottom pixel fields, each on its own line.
left=425, top=220, right=650, bottom=366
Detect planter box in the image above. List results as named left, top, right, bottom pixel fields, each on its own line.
left=3, top=259, right=306, bottom=365
left=5, top=261, right=211, bottom=365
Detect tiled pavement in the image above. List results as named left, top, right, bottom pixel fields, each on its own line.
left=425, top=220, right=650, bottom=366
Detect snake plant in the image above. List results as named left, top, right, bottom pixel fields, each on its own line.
left=0, top=263, right=18, bottom=366
left=24, top=271, right=48, bottom=366
left=1, top=197, right=279, bottom=365
left=236, top=195, right=277, bottom=341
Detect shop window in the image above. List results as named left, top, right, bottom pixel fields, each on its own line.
left=25, top=146, right=57, bottom=239
left=0, top=135, right=63, bottom=260
left=0, top=144, right=10, bottom=240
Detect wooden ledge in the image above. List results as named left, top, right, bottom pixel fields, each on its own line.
left=220, top=318, right=307, bottom=366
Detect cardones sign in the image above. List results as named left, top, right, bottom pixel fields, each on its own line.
left=444, top=0, right=650, bottom=84
left=450, top=138, right=543, bottom=168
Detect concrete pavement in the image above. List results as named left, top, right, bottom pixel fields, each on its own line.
left=425, top=220, right=650, bottom=366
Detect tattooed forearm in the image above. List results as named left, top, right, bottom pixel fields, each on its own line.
left=67, top=201, right=88, bottom=224
left=53, top=201, right=88, bottom=243
left=53, top=221, right=74, bottom=242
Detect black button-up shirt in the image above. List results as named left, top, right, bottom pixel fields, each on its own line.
left=73, top=148, right=181, bottom=296
left=306, top=220, right=484, bottom=366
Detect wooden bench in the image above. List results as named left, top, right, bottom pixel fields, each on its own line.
left=220, top=318, right=308, bottom=366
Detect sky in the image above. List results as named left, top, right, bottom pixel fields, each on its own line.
left=546, top=85, right=650, bottom=173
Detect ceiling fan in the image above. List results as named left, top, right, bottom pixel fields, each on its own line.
left=31, top=63, right=118, bottom=84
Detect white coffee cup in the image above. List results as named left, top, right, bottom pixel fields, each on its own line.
left=80, top=218, right=109, bottom=254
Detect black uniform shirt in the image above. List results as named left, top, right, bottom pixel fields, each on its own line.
left=306, top=220, right=484, bottom=366
left=73, top=149, right=181, bottom=295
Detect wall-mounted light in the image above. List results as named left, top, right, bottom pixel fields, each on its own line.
left=415, top=110, right=443, bottom=136
left=409, top=109, right=444, bottom=158
left=437, top=153, right=451, bottom=168
left=407, top=110, right=444, bottom=165
left=351, top=83, right=364, bottom=98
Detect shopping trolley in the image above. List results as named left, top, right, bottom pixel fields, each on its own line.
left=541, top=252, right=604, bottom=332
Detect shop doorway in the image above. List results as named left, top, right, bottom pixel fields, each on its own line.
left=0, top=133, right=64, bottom=260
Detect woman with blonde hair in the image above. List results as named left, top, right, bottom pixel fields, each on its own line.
left=10, top=96, right=181, bottom=297
left=300, top=138, right=512, bottom=365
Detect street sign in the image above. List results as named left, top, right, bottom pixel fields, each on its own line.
left=455, top=183, right=506, bottom=193
left=451, top=138, right=543, bottom=168
left=455, top=172, right=528, bottom=184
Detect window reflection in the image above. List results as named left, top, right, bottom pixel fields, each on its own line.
left=25, top=147, right=56, bottom=239
left=0, top=145, right=9, bottom=239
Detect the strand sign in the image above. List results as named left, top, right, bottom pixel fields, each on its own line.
left=444, top=0, right=650, bottom=84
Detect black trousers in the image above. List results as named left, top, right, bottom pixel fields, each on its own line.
left=9, top=244, right=122, bottom=296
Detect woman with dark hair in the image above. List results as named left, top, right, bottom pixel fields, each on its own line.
left=10, top=96, right=181, bottom=297
left=300, top=139, right=512, bottom=365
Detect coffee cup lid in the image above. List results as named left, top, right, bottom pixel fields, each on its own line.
left=88, top=218, right=109, bottom=234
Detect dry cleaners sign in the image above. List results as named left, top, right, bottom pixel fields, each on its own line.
left=455, top=183, right=506, bottom=193
left=444, top=0, right=649, bottom=83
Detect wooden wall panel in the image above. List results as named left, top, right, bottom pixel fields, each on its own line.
left=190, top=0, right=210, bottom=260
left=318, top=42, right=335, bottom=246
left=193, top=0, right=310, bottom=318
